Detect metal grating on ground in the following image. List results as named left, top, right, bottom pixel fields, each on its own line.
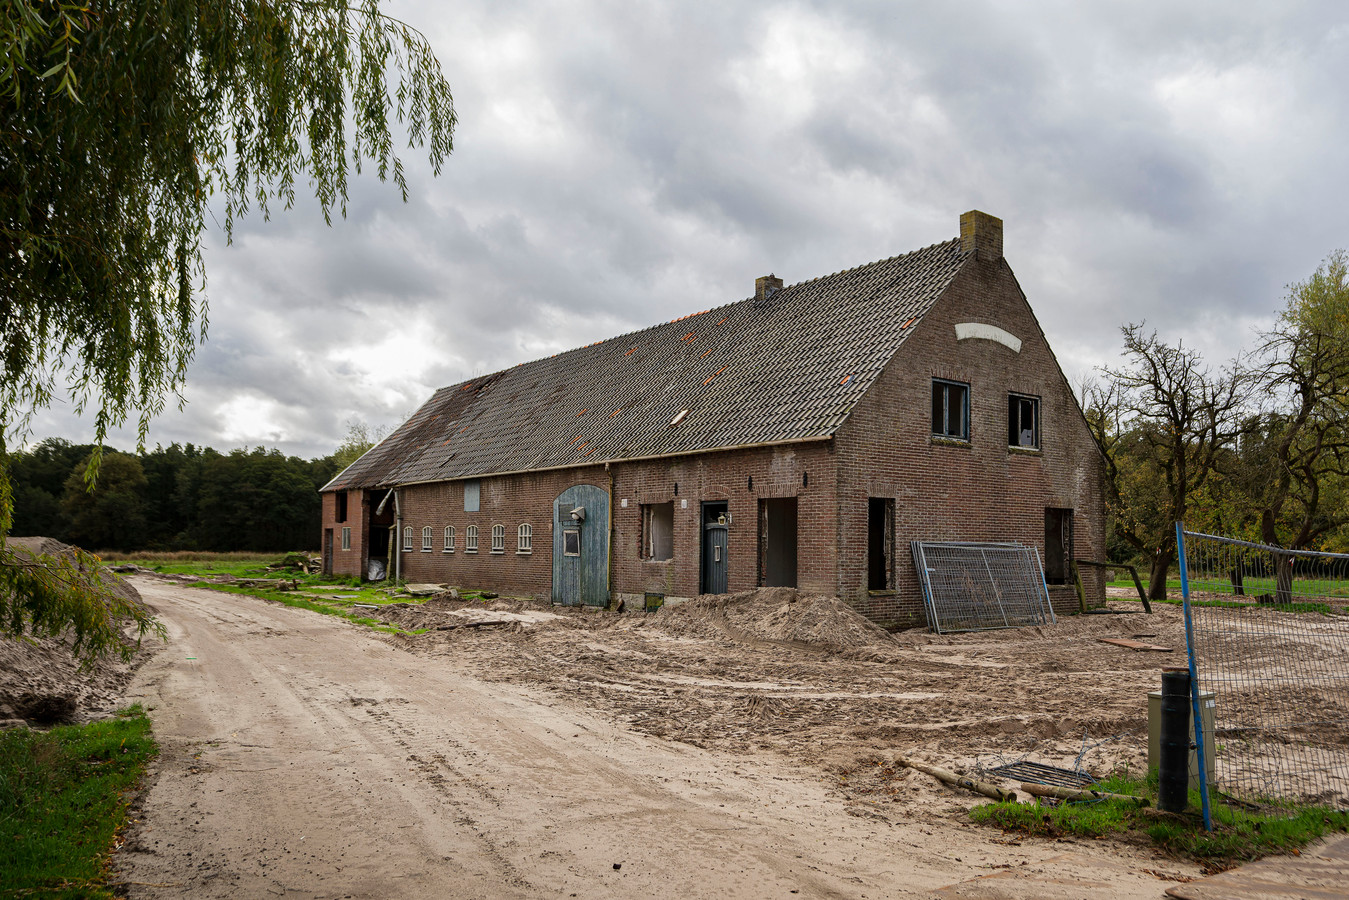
left=985, top=761, right=1095, bottom=788
left=911, top=541, right=1056, bottom=633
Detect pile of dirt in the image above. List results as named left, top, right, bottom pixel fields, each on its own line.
left=653, top=588, right=898, bottom=652
left=377, top=597, right=562, bottom=632
left=0, top=537, right=154, bottom=726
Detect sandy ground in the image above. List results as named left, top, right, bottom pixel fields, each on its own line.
left=111, top=580, right=1221, bottom=899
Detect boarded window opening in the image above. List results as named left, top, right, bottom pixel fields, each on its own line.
left=867, top=498, right=894, bottom=591
left=1045, top=508, right=1073, bottom=584
left=642, top=502, right=674, bottom=561
left=758, top=498, right=798, bottom=588
left=464, top=479, right=481, bottom=512
left=931, top=379, right=969, bottom=440
left=1008, top=394, right=1040, bottom=448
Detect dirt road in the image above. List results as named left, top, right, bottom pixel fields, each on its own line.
left=117, top=581, right=1196, bottom=898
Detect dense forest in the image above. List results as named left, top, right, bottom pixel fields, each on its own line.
left=5, top=433, right=373, bottom=554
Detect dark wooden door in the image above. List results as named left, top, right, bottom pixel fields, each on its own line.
left=702, top=523, right=728, bottom=594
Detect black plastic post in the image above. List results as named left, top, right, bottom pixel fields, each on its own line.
left=1158, top=667, right=1192, bottom=813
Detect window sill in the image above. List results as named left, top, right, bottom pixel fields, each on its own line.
left=421, top=549, right=432, bottom=553
left=930, top=436, right=972, bottom=449
left=867, top=589, right=897, bottom=597
left=642, top=557, right=674, bottom=564
left=491, top=549, right=504, bottom=555
left=516, top=550, right=532, bottom=555
left=465, top=550, right=478, bottom=554
left=1008, top=445, right=1042, bottom=456
left=443, top=549, right=454, bottom=554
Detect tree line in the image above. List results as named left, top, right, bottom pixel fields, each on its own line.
left=1086, top=251, right=1349, bottom=599
left=6, top=426, right=379, bottom=554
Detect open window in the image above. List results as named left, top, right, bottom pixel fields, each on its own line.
left=642, top=502, right=674, bottom=560
left=336, top=491, right=348, bottom=523
left=1008, top=393, right=1040, bottom=449
left=932, top=379, right=969, bottom=441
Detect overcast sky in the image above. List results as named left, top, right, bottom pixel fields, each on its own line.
left=31, top=0, right=1349, bottom=459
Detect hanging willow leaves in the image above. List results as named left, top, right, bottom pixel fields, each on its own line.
left=0, top=0, right=455, bottom=658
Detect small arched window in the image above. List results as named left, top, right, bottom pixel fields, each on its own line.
left=465, top=525, right=479, bottom=553
left=443, top=525, right=455, bottom=552
left=402, top=526, right=413, bottom=552
left=421, top=526, right=433, bottom=551
left=491, top=524, right=506, bottom=553
left=517, top=523, right=532, bottom=553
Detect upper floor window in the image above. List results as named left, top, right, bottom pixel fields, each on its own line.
left=491, top=524, right=506, bottom=553
left=335, top=491, right=348, bottom=523
left=443, top=525, right=456, bottom=552
left=402, top=526, right=413, bottom=552
left=464, top=479, right=480, bottom=512
left=517, top=523, right=533, bottom=553
left=421, top=526, right=433, bottom=551
left=465, top=524, right=479, bottom=553
left=931, top=378, right=969, bottom=441
left=1009, top=393, right=1040, bottom=449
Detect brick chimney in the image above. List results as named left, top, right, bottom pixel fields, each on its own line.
left=754, top=274, right=783, bottom=305
left=960, top=210, right=1003, bottom=261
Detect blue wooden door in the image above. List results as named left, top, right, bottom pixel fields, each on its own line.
left=702, top=523, right=728, bottom=594
left=552, top=484, right=610, bottom=607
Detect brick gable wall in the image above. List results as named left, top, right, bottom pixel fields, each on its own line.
left=832, top=254, right=1106, bottom=627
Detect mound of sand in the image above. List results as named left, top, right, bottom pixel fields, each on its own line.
left=654, top=588, right=897, bottom=652
left=0, top=537, right=152, bottom=726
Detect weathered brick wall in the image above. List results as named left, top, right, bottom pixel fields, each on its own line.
left=325, top=489, right=371, bottom=580
left=832, top=253, right=1107, bottom=627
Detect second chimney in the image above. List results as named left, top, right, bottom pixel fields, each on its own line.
left=755, top=273, right=783, bottom=305
left=960, top=210, right=1003, bottom=261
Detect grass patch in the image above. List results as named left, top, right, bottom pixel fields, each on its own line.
left=198, top=583, right=428, bottom=635
left=970, top=773, right=1349, bottom=869
left=0, top=706, right=157, bottom=899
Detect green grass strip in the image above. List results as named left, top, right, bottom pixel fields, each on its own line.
left=0, top=706, right=157, bottom=899
left=970, top=774, right=1349, bottom=867
left=198, top=583, right=427, bottom=635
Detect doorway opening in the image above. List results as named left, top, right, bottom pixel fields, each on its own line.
left=758, top=498, right=798, bottom=587
left=868, top=498, right=895, bottom=591
left=1045, top=507, right=1074, bottom=585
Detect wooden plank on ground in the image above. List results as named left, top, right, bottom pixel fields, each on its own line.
left=1098, top=638, right=1173, bottom=652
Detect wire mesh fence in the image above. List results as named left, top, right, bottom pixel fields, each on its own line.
left=1179, top=529, right=1349, bottom=807
left=910, top=541, right=1056, bottom=633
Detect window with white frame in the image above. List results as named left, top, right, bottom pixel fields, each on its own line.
left=491, top=524, right=505, bottom=553
left=465, top=524, right=478, bottom=553
left=402, top=526, right=413, bottom=552
left=517, top=523, right=532, bottom=553
left=422, top=525, right=433, bottom=551
left=443, top=525, right=455, bottom=552
left=341, top=526, right=351, bottom=551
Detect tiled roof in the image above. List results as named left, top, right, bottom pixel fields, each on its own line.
left=324, top=238, right=969, bottom=491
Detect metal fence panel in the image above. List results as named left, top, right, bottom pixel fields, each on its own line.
left=1180, top=529, right=1349, bottom=807
left=910, top=541, right=1056, bottom=634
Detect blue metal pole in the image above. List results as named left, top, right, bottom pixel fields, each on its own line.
left=1176, top=522, right=1213, bottom=831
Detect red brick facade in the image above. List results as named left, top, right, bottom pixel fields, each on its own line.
left=322, top=248, right=1105, bottom=628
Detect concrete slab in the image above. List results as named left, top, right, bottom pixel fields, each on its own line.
left=1165, top=833, right=1349, bottom=900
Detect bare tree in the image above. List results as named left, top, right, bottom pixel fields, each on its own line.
left=1089, top=325, right=1254, bottom=600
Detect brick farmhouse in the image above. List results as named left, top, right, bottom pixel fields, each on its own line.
left=320, top=211, right=1106, bottom=627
